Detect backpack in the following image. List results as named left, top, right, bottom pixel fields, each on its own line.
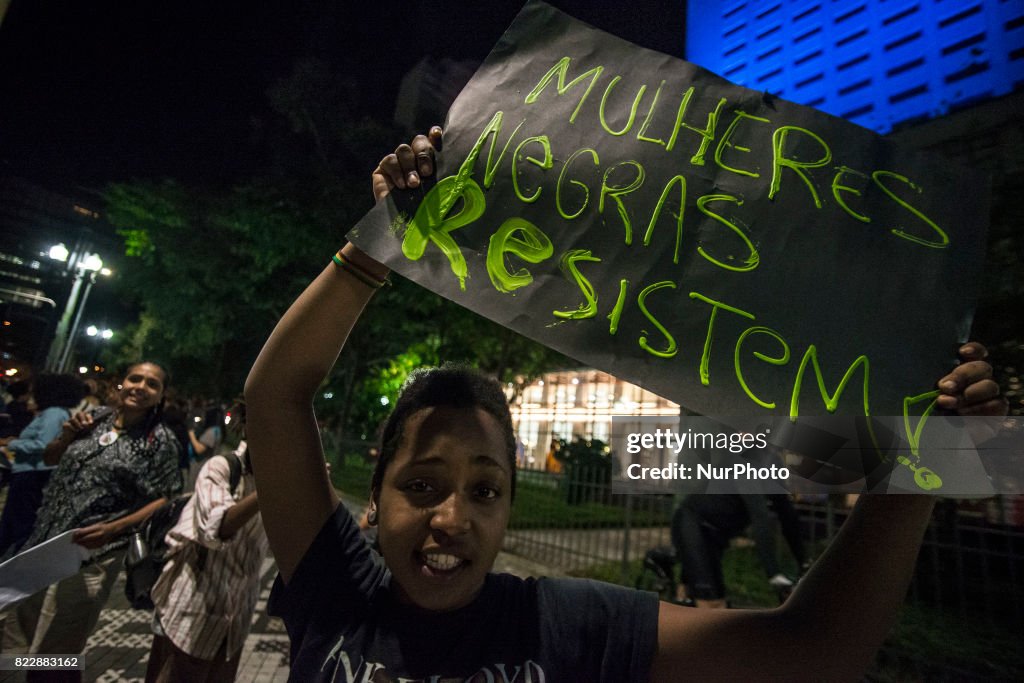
left=124, top=453, right=243, bottom=610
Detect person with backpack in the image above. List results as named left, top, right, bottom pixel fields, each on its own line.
left=145, top=400, right=268, bottom=683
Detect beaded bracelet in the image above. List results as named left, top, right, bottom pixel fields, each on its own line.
left=331, top=250, right=389, bottom=289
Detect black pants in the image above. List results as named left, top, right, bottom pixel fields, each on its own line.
left=671, top=492, right=809, bottom=601
left=670, top=494, right=786, bottom=600
left=671, top=497, right=737, bottom=600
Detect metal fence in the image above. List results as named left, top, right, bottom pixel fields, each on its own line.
left=797, top=497, right=1024, bottom=634
left=505, top=467, right=674, bottom=575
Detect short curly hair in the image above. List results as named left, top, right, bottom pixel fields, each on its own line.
left=371, top=363, right=517, bottom=503
left=33, top=374, right=86, bottom=410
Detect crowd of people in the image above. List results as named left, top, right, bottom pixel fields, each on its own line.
left=0, top=128, right=1008, bottom=682
left=0, top=368, right=265, bottom=682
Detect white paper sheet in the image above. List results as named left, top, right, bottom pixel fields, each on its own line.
left=0, top=531, right=91, bottom=611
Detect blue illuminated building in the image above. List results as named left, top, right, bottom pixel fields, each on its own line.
left=685, top=0, right=1024, bottom=132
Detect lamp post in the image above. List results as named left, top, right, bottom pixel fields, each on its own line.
left=45, top=246, right=109, bottom=372
left=44, top=243, right=77, bottom=370
left=58, top=265, right=100, bottom=373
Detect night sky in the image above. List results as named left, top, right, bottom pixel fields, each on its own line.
left=0, top=0, right=685, bottom=189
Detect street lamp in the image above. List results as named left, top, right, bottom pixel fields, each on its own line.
left=46, top=249, right=110, bottom=372
left=80, top=254, right=103, bottom=272
left=48, top=243, right=70, bottom=262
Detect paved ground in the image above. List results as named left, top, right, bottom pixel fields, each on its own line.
left=72, top=557, right=290, bottom=683
left=0, top=553, right=291, bottom=682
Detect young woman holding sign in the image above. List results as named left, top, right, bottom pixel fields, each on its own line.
left=245, top=128, right=1006, bottom=682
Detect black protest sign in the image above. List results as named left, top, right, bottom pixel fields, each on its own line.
left=348, top=0, right=989, bottom=422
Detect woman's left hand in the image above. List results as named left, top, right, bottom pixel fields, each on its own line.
left=72, top=521, right=120, bottom=549
left=935, top=342, right=1007, bottom=416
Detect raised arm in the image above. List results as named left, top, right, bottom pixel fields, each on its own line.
left=245, top=128, right=441, bottom=582
left=651, top=343, right=1005, bottom=681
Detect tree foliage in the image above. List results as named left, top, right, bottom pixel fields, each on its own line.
left=103, top=57, right=574, bottom=429
left=103, top=179, right=335, bottom=395
left=317, top=275, right=572, bottom=441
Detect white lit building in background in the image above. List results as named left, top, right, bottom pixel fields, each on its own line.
left=510, top=368, right=679, bottom=469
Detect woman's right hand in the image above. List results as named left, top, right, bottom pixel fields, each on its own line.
left=45, top=411, right=94, bottom=466
left=62, top=411, right=94, bottom=438
left=371, top=126, right=442, bottom=203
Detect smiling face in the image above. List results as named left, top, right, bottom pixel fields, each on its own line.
left=376, top=405, right=513, bottom=612
left=119, top=362, right=166, bottom=416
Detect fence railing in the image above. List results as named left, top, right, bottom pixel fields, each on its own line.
left=506, top=467, right=674, bottom=575
left=794, top=497, right=1024, bottom=634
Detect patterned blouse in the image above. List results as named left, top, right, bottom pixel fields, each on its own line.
left=26, top=408, right=182, bottom=556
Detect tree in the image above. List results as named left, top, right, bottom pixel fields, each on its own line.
left=104, top=179, right=336, bottom=395
left=320, top=275, right=574, bottom=445
left=104, top=55, right=574, bottom=422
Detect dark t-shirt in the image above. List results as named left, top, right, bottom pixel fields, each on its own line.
left=270, top=505, right=659, bottom=682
